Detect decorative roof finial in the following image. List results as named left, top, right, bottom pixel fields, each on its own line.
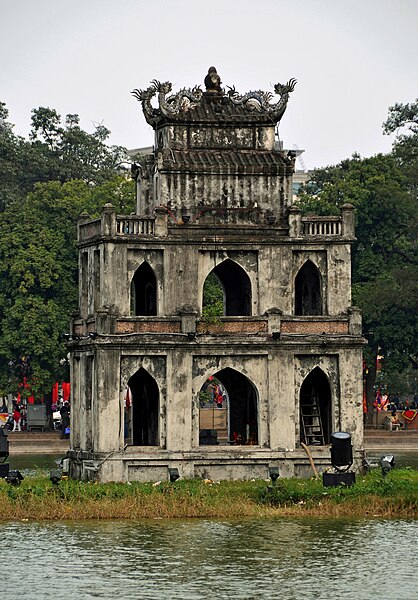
left=204, top=66, right=223, bottom=95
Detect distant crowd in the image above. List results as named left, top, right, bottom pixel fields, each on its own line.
left=374, top=391, right=418, bottom=412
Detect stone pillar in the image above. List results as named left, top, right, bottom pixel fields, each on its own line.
left=167, top=350, right=193, bottom=451
left=101, top=203, right=116, bottom=237
left=180, top=307, right=198, bottom=334
left=348, top=306, right=362, bottom=335
left=131, top=163, right=142, bottom=215
left=94, top=347, right=122, bottom=453
left=288, top=205, right=302, bottom=237
left=265, top=308, right=282, bottom=335
left=341, top=203, right=355, bottom=239
left=154, top=206, right=168, bottom=237
left=96, top=308, right=115, bottom=334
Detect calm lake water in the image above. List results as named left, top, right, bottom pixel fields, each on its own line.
left=2, top=517, right=417, bottom=599
left=3, top=454, right=418, bottom=599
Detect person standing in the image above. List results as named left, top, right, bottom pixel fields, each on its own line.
left=60, top=401, right=70, bottom=439
left=12, top=406, right=21, bottom=431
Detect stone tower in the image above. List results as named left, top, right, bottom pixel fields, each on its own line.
left=68, top=68, right=365, bottom=482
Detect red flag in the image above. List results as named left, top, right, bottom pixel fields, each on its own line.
left=62, top=382, right=71, bottom=401
left=52, top=382, right=59, bottom=403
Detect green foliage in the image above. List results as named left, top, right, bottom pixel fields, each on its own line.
left=259, top=468, right=418, bottom=507
left=298, top=106, right=418, bottom=406
left=0, top=101, right=135, bottom=396
left=202, top=272, right=224, bottom=320
left=1, top=471, right=417, bottom=520
left=0, top=176, right=135, bottom=396
left=199, top=389, right=213, bottom=407
left=0, top=100, right=130, bottom=212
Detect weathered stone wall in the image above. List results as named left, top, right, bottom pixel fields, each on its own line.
left=77, top=229, right=354, bottom=322
left=69, top=74, right=364, bottom=483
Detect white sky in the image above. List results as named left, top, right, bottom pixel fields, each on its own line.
left=1, top=0, right=416, bottom=170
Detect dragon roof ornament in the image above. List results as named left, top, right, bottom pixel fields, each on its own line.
left=132, top=69, right=297, bottom=126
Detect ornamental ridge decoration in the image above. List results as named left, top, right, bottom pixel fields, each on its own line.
left=132, top=68, right=297, bottom=125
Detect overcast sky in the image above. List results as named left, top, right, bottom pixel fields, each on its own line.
left=1, top=0, right=416, bottom=170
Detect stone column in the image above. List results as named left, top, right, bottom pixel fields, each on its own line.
left=180, top=307, right=198, bottom=335
left=288, top=205, right=302, bottom=237
left=266, top=308, right=282, bottom=335
left=341, top=203, right=355, bottom=239
left=101, top=203, right=116, bottom=237
left=154, top=206, right=168, bottom=237
left=348, top=306, right=362, bottom=335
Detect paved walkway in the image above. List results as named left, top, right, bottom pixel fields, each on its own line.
left=4, top=429, right=418, bottom=454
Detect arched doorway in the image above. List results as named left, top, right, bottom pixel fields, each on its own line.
left=131, top=262, right=157, bottom=316
left=299, top=367, right=331, bottom=446
left=199, top=368, right=258, bottom=445
left=203, top=259, right=251, bottom=316
left=295, top=260, right=322, bottom=315
left=127, top=368, right=159, bottom=446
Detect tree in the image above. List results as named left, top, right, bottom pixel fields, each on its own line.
left=0, top=101, right=136, bottom=398
left=383, top=99, right=418, bottom=198
left=298, top=112, right=417, bottom=419
left=0, top=100, right=130, bottom=212
left=0, top=176, right=135, bottom=398
left=202, top=272, right=224, bottom=320
left=29, top=106, right=129, bottom=186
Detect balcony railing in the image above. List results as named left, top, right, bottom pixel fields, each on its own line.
left=116, top=217, right=155, bottom=236
left=301, top=216, right=341, bottom=236
left=78, top=219, right=101, bottom=241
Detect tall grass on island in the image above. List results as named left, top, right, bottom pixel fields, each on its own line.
left=0, top=468, right=417, bottom=521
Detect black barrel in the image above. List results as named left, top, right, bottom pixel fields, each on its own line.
left=330, top=431, right=353, bottom=468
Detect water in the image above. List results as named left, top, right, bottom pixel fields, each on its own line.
left=3, top=454, right=418, bottom=599
left=1, top=518, right=417, bottom=599
left=6, top=454, right=64, bottom=477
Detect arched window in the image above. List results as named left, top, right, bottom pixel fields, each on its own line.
left=199, top=368, right=258, bottom=446
left=203, top=259, right=251, bottom=316
left=126, top=368, right=159, bottom=446
left=295, top=260, right=322, bottom=315
left=299, top=367, right=331, bottom=446
left=131, top=262, right=157, bottom=316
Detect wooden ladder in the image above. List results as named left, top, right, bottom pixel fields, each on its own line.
left=301, top=392, right=325, bottom=446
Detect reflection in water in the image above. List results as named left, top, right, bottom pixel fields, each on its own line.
left=1, top=518, right=417, bottom=599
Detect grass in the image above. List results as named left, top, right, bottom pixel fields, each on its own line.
left=0, top=468, right=417, bottom=521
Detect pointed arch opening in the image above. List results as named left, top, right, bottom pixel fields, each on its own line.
left=203, top=259, right=251, bottom=316
left=131, top=262, right=157, bottom=316
left=199, top=368, right=258, bottom=445
left=126, top=368, right=159, bottom=446
left=299, top=367, right=331, bottom=446
left=295, top=260, right=322, bottom=316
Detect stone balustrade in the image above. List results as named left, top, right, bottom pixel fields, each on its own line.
left=116, top=216, right=155, bottom=236
left=301, top=217, right=341, bottom=236
left=288, top=203, right=355, bottom=239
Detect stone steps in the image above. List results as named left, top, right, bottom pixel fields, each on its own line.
left=364, top=430, right=418, bottom=449
left=5, top=431, right=69, bottom=454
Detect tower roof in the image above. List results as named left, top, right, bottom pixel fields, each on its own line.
left=132, top=67, right=297, bottom=128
